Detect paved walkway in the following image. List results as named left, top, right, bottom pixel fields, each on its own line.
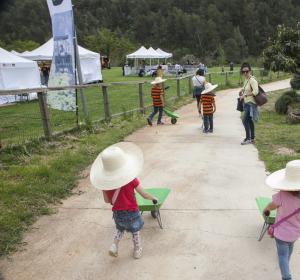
left=1, top=79, right=298, bottom=280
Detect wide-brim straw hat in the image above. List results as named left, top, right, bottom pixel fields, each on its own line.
left=266, top=160, right=300, bottom=191
left=151, top=77, right=167, bottom=85
left=90, top=142, right=143, bottom=190
left=201, top=82, right=218, bottom=95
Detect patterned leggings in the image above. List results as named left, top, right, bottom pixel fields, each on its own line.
left=114, top=229, right=141, bottom=249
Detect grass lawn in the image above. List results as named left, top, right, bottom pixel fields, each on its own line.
left=255, top=90, right=300, bottom=172
left=0, top=67, right=289, bottom=147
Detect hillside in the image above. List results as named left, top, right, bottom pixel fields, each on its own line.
left=0, top=0, right=299, bottom=63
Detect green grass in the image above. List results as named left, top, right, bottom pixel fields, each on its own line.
left=0, top=94, right=192, bottom=257
left=0, top=67, right=290, bottom=147
left=255, top=89, right=300, bottom=172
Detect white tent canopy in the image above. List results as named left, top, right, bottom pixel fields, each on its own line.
left=20, top=38, right=102, bottom=83
left=126, top=46, right=167, bottom=59
left=156, top=48, right=173, bottom=59
left=126, top=46, right=149, bottom=59
left=0, top=47, right=41, bottom=104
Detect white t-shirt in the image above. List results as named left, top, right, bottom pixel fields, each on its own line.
left=192, top=75, right=205, bottom=87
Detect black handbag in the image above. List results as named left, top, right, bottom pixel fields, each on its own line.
left=236, top=98, right=244, bottom=112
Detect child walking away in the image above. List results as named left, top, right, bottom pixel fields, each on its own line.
left=263, top=160, right=300, bottom=280
left=90, top=142, right=157, bottom=259
left=199, top=83, right=218, bottom=133
left=147, top=77, right=167, bottom=126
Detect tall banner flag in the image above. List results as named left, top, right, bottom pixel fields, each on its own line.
left=46, top=0, right=76, bottom=111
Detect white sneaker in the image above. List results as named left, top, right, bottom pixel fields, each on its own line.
left=241, top=139, right=252, bottom=145
left=133, top=247, right=143, bottom=259
left=109, top=243, right=118, bottom=257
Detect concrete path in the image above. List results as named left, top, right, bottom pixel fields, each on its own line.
left=1, top=79, right=298, bottom=280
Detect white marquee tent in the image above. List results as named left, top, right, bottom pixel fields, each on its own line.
left=21, top=38, right=102, bottom=83
left=0, top=47, right=41, bottom=104
left=126, top=46, right=167, bottom=59
left=156, top=48, right=172, bottom=59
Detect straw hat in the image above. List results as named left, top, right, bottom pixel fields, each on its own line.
left=201, top=82, right=218, bottom=95
left=151, top=77, right=167, bottom=85
left=266, top=160, right=300, bottom=191
left=90, top=142, right=143, bottom=190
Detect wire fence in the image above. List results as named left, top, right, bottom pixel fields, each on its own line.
left=0, top=69, right=290, bottom=148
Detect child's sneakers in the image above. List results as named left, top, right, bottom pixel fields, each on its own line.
left=109, top=243, right=118, bottom=257
left=133, top=247, right=143, bottom=259
left=147, top=118, right=153, bottom=126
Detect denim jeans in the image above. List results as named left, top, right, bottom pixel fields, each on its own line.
left=242, top=103, right=255, bottom=140
left=203, top=114, right=213, bottom=131
left=113, top=210, right=144, bottom=233
left=275, top=238, right=295, bottom=280
left=148, top=106, right=163, bottom=124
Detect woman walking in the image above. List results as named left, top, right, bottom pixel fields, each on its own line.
left=239, top=62, right=259, bottom=145
left=192, top=69, right=205, bottom=114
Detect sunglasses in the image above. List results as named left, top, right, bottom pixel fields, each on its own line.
left=241, top=70, right=250, bottom=74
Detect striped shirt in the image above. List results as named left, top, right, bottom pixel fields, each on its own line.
left=201, top=95, right=215, bottom=115
left=151, top=86, right=164, bottom=107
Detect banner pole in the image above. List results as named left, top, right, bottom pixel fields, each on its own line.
left=73, top=35, right=79, bottom=126
left=74, top=31, right=89, bottom=122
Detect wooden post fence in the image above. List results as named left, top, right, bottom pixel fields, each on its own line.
left=188, top=77, right=192, bottom=95
left=38, top=92, right=52, bottom=139
left=208, top=73, right=212, bottom=83
left=102, top=86, right=111, bottom=122
left=138, top=83, right=145, bottom=114
left=177, top=79, right=181, bottom=97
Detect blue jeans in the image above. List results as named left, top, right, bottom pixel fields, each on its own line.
left=275, top=238, right=295, bottom=280
left=148, top=106, right=163, bottom=124
left=113, top=210, right=144, bottom=233
left=203, top=114, right=213, bottom=131
left=242, top=103, right=255, bottom=140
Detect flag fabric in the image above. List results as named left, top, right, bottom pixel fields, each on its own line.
left=46, top=0, right=77, bottom=111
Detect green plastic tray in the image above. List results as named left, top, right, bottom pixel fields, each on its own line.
left=255, top=197, right=276, bottom=224
left=163, top=109, right=179, bottom=119
left=135, top=188, right=171, bottom=212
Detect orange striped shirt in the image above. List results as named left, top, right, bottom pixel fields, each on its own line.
left=201, top=95, right=215, bottom=115
left=151, top=86, right=164, bottom=107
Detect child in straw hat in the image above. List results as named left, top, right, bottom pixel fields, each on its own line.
left=263, top=160, right=300, bottom=280
left=90, top=142, right=157, bottom=259
left=147, top=77, right=167, bottom=126
left=199, top=82, right=218, bottom=133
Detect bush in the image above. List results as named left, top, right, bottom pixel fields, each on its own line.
left=275, top=90, right=300, bottom=114
left=290, top=74, right=300, bottom=90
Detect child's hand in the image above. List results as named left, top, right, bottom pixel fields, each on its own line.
left=152, top=196, right=158, bottom=204
left=263, top=209, right=270, bottom=217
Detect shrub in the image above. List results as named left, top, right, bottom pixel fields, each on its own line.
left=275, top=90, right=300, bottom=114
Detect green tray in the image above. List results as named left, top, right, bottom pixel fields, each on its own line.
left=255, top=197, right=276, bottom=224
left=163, top=109, right=179, bottom=119
left=135, top=188, right=171, bottom=212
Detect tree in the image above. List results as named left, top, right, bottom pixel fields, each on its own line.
left=5, top=40, right=39, bottom=52
left=84, top=28, right=135, bottom=66
left=263, top=23, right=300, bottom=90
left=224, top=38, right=239, bottom=62
left=216, top=45, right=226, bottom=65
left=233, top=26, right=248, bottom=60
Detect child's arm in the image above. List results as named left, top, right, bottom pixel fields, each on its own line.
left=161, top=91, right=165, bottom=107
left=102, top=191, right=111, bottom=204
left=136, top=185, right=157, bottom=202
left=263, top=202, right=278, bottom=216
left=213, top=100, right=216, bottom=113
